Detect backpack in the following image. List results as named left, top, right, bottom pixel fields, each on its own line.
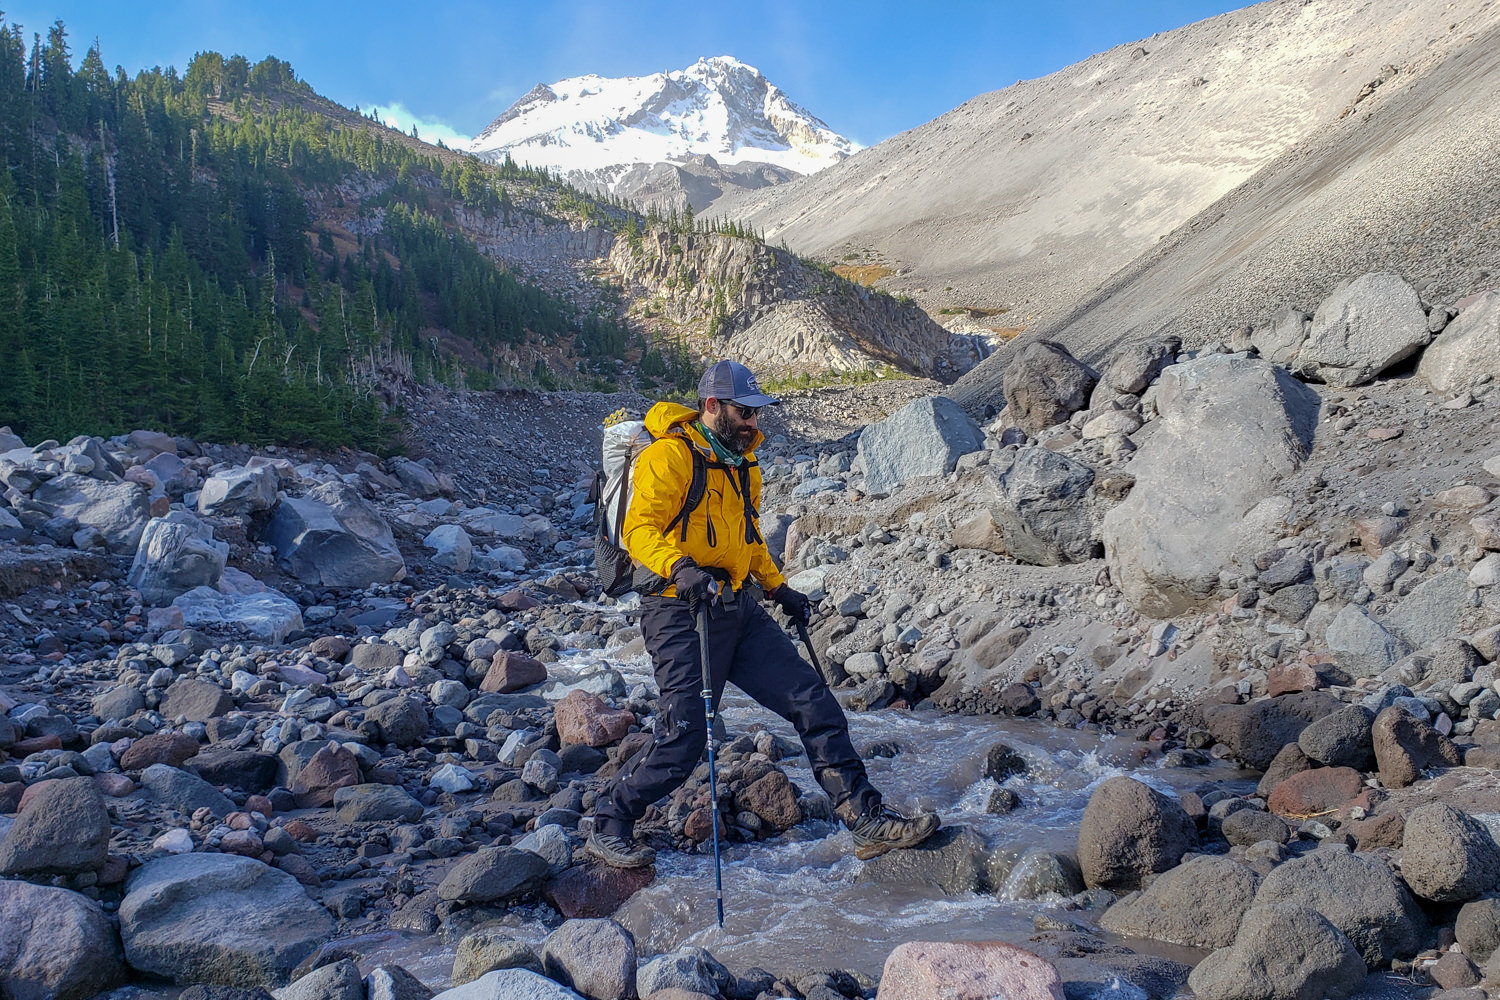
left=590, top=408, right=765, bottom=597
left=591, top=410, right=708, bottom=597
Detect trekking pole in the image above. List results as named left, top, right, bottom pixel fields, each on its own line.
left=696, top=587, right=726, bottom=929
left=795, top=617, right=829, bottom=685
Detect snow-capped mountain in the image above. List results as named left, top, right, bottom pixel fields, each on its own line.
left=467, top=57, right=857, bottom=210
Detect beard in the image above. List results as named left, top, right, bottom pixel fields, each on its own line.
left=709, top=410, right=756, bottom=453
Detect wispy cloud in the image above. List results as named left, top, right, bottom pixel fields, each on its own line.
left=365, top=101, right=474, bottom=147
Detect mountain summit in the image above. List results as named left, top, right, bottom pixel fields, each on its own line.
left=468, top=56, right=857, bottom=210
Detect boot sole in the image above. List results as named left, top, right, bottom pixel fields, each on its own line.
left=853, top=821, right=940, bottom=861
left=586, top=841, right=656, bottom=869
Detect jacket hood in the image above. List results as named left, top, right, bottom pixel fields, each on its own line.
left=643, top=401, right=764, bottom=454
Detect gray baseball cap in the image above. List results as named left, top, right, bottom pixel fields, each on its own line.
left=697, top=359, right=780, bottom=407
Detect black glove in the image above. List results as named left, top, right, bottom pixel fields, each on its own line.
left=670, top=558, right=716, bottom=607
left=771, top=585, right=811, bottom=625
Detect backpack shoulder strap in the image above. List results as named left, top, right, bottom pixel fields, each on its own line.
left=663, top=438, right=709, bottom=542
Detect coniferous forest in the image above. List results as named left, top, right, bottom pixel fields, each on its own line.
left=0, top=20, right=628, bottom=451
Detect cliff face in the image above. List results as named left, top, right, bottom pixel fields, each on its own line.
left=606, top=227, right=985, bottom=381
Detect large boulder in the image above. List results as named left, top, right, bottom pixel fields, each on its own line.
left=197, top=466, right=279, bottom=517
left=424, top=524, right=473, bottom=573
left=173, top=586, right=304, bottom=645
left=1099, top=855, right=1260, bottom=950
left=29, top=472, right=151, bottom=554
left=1077, top=776, right=1196, bottom=890
left=1295, top=273, right=1431, bottom=387
left=856, top=826, right=988, bottom=895
left=1296, top=704, right=1376, bottom=769
left=119, top=853, right=334, bottom=987
left=436, top=847, right=550, bottom=905
left=1379, top=570, right=1472, bottom=653
left=553, top=690, right=633, bottom=748
left=263, top=481, right=404, bottom=588
left=633, top=947, right=732, bottom=998
left=1187, top=903, right=1366, bottom=1000
left=1002, top=341, right=1097, bottom=436
left=0, top=881, right=128, bottom=1000
left=1418, top=288, right=1500, bottom=393
left=538, top=919, right=636, bottom=1000
left=1401, top=803, right=1500, bottom=903
left=1097, top=336, right=1180, bottom=395
left=139, top=763, right=236, bottom=816
left=1251, top=306, right=1310, bottom=365
left=1325, top=605, right=1409, bottom=679
left=365, top=697, right=429, bottom=748
left=0, top=776, right=111, bottom=875
left=1372, top=705, right=1462, bottom=788
left=984, top=448, right=1099, bottom=566
left=1203, top=691, right=1342, bottom=771
left=161, top=677, right=234, bottom=722
left=874, top=940, right=1065, bottom=1000
left=1253, top=849, right=1425, bottom=967
left=1102, top=356, right=1318, bottom=616
left=128, top=511, right=230, bottom=606
left=431, top=969, right=585, bottom=1000
left=856, top=397, right=984, bottom=496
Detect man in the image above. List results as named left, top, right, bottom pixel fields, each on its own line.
left=587, top=358, right=940, bottom=868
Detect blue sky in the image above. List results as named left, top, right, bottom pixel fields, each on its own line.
left=4, top=1, right=1245, bottom=147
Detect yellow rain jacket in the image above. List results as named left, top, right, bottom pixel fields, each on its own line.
left=622, top=401, right=787, bottom=597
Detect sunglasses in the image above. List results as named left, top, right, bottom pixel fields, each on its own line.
left=726, top=402, right=762, bottom=419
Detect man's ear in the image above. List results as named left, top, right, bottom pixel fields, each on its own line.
left=702, top=398, right=720, bottom=416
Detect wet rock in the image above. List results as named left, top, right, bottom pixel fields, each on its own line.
left=1187, top=903, right=1365, bottom=1000
left=1296, top=273, right=1430, bottom=387
left=539, top=918, right=636, bottom=1000
left=0, top=880, right=128, bottom=1000
left=1401, top=803, right=1500, bottom=903
left=1296, top=704, right=1375, bottom=769
left=1077, top=776, right=1196, bottom=891
left=0, top=775, right=111, bottom=875
left=161, top=677, right=234, bottom=722
left=480, top=652, right=547, bottom=694
left=874, top=940, right=1065, bottom=1000
left=543, top=862, right=655, bottom=920
left=856, top=396, right=984, bottom=496
left=1003, top=341, right=1098, bottom=437
left=366, top=965, right=434, bottom=1000
left=857, top=825, right=988, bottom=895
left=431, top=969, right=585, bottom=1000
left=264, top=482, right=405, bottom=588
left=999, top=849, right=1084, bottom=901
left=1253, top=849, right=1424, bottom=967
left=737, top=770, right=801, bottom=833
left=291, top=744, right=362, bottom=809
left=1100, top=855, right=1260, bottom=950
left=277, top=958, right=363, bottom=1000
left=1203, top=692, right=1341, bottom=771
left=984, top=447, right=1099, bottom=566
left=128, top=511, right=230, bottom=605
left=1419, top=288, right=1500, bottom=393
left=554, top=690, right=633, bottom=747
left=1372, top=706, right=1462, bottom=788
left=1266, top=766, right=1364, bottom=817
left=1103, top=357, right=1317, bottom=616
left=451, top=929, right=543, bottom=986
left=436, top=847, right=550, bottom=904
left=635, top=947, right=732, bottom=999
left=119, top=853, right=335, bottom=987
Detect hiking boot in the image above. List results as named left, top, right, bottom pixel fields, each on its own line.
left=585, top=831, right=657, bottom=869
left=847, top=806, right=941, bottom=861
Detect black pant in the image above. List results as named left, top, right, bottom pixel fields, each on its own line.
left=593, top=593, right=880, bottom=839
